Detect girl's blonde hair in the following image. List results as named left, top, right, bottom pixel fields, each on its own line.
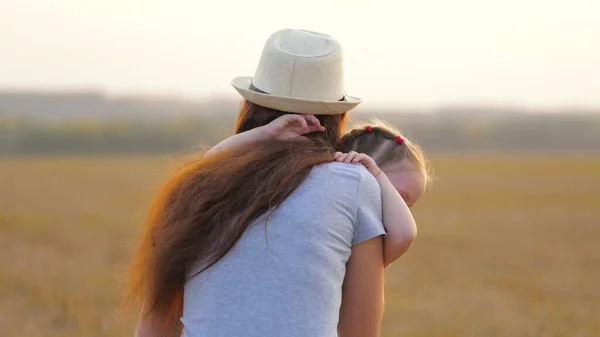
left=338, top=119, right=432, bottom=186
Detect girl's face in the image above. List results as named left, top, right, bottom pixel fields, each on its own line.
left=381, top=159, right=426, bottom=207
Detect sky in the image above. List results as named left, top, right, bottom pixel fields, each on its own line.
left=1, top=0, right=599, bottom=108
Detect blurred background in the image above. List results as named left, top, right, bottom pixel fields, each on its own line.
left=1, top=0, right=599, bottom=336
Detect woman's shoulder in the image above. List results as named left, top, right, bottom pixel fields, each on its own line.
left=311, top=161, right=375, bottom=187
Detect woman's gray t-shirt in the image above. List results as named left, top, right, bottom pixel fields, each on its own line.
left=181, top=162, right=385, bottom=337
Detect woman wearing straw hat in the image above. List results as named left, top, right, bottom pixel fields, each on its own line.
left=127, top=29, right=386, bottom=337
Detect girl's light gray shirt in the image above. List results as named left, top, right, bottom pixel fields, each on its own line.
left=181, top=162, right=385, bottom=337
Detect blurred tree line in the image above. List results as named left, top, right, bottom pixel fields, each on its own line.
left=0, top=92, right=599, bottom=154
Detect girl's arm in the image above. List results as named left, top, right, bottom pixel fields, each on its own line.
left=205, top=125, right=270, bottom=157
left=205, top=114, right=324, bottom=157
left=338, top=236, right=385, bottom=337
left=375, top=171, right=417, bottom=267
left=334, top=152, right=417, bottom=268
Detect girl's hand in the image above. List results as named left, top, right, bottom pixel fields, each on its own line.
left=205, top=114, right=323, bottom=157
left=334, top=151, right=382, bottom=177
left=263, top=114, right=325, bottom=141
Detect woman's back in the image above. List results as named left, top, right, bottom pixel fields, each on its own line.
left=181, top=162, right=385, bottom=337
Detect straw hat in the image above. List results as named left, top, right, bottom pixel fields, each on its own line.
left=232, top=29, right=362, bottom=115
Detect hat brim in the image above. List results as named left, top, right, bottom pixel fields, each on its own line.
left=231, top=77, right=362, bottom=115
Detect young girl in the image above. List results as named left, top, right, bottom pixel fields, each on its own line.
left=207, top=114, right=431, bottom=267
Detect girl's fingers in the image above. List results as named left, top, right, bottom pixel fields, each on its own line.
left=306, top=115, right=321, bottom=127
left=290, top=115, right=309, bottom=130
left=314, top=125, right=326, bottom=132
left=336, top=152, right=376, bottom=165
left=343, top=151, right=358, bottom=163
left=298, top=115, right=317, bottom=127
left=351, top=154, right=364, bottom=163
left=304, top=115, right=325, bottom=132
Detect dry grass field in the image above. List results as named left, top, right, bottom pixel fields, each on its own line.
left=1, top=154, right=599, bottom=337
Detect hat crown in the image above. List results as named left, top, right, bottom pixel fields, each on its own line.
left=252, top=29, right=345, bottom=101
left=272, top=29, right=338, bottom=57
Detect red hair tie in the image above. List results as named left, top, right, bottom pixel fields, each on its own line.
left=396, top=135, right=405, bottom=144
left=365, top=125, right=372, bottom=133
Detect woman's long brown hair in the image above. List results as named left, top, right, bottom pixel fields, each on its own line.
left=124, top=101, right=347, bottom=336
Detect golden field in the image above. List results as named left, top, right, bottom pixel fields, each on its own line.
left=1, top=154, right=599, bottom=337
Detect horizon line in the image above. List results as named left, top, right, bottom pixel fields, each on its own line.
left=0, top=87, right=599, bottom=113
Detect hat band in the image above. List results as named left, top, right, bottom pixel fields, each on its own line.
left=249, top=82, right=347, bottom=102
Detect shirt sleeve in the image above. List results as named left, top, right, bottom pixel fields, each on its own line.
left=352, top=168, right=386, bottom=246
